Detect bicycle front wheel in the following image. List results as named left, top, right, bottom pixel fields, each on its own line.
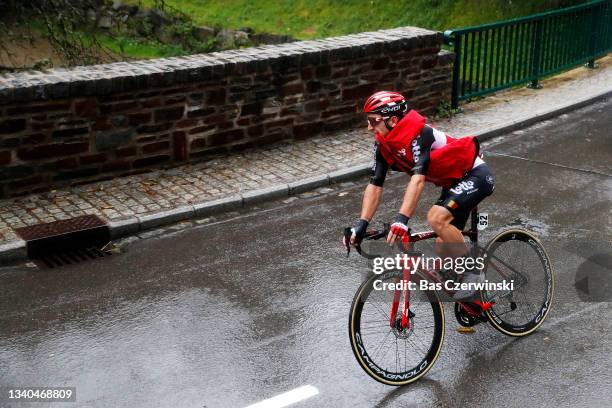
left=349, top=270, right=445, bottom=386
left=481, top=229, right=554, bottom=336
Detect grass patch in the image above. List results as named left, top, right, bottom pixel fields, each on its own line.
left=3, top=1, right=585, bottom=67
left=132, top=0, right=584, bottom=40
left=97, top=35, right=190, bottom=59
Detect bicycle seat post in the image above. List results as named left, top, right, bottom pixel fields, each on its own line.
left=470, top=206, right=478, bottom=232
left=469, top=207, right=479, bottom=253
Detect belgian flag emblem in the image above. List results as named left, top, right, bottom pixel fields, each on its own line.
left=447, top=200, right=459, bottom=209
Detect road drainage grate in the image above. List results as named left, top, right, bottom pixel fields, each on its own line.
left=15, top=214, right=115, bottom=268
left=35, top=244, right=118, bottom=269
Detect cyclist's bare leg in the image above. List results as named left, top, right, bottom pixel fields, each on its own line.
left=427, top=205, right=468, bottom=258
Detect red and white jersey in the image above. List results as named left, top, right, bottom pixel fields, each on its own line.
left=374, top=110, right=482, bottom=187
left=429, top=126, right=485, bottom=169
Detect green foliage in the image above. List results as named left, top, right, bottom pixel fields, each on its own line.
left=98, top=35, right=190, bottom=58
left=103, top=3, right=218, bottom=59
left=157, top=21, right=217, bottom=53
left=131, top=0, right=585, bottom=40
left=0, top=0, right=587, bottom=68
left=434, top=100, right=461, bottom=119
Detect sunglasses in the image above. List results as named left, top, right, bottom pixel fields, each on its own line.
left=366, top=116, right=389, bottom=127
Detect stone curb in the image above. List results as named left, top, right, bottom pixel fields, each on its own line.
left=242, top=184, right=289, bottom=205
left=288, top=174, right=330, bottom=194
left=138, top=205, right=195, bottom=230
left=329, top=163, right=372, bottom=182
left=193, top=195, right=243, bottom=217
left=109, top=216, right=140, bottom=239
left=1, top=88, right=610, bottom=263
left=0, top=240, right=27, bottom=264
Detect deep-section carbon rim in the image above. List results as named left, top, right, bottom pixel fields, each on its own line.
left=349, top=270, right=445, bottom=385
left=482, top=229, right=554, bottom=336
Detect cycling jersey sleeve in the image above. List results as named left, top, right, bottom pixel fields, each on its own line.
left=412, top=125, right=435, bottom=175
left=369, top=143, right=389, bottom=187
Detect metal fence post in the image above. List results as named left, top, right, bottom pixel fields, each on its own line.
left=528, top=19, right=544, bottom=89
left=451, top=34, right=461, bottom=109
left=444, top=30, right=461, bottom=109
left=586, top=4, right=598, bottom=68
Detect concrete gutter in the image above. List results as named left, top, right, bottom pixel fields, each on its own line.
left=1, top=88, right=610, bottom=264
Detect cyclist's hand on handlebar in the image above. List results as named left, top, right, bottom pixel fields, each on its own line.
left=387, top=223, right=408, bottom=245
left=386, top=213, right=410, bottom=245
left=344, top=218, right=369, bottom=247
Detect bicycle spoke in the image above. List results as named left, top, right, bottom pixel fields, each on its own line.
left=359, top=327, right=394, bottom=334
left=493, top=307, right=517, bottom=318
left=406, top=336, right=428, bottom=357
left=360, top=321, right=391, bottom=328
left=395, top=338, right=399, bottom=373
left=359, top=326, right=392, bottom=331
left=411, top=331, right=432, bottom=354
left=376, top=333, right=396, bottom=366
left=404, top=335, right=407, bottom=372
left=413, top=324, right=436, bottom=329
left=487, top=289, right=513, bottom=302
left=371, top=329, right=393, bottom=362
left=360, top=329, right=394, bottom=334
left=368, top=292, right=392, bottom=321
left=518, top=290, right=538, bottom=318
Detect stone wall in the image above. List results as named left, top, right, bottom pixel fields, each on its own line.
left=0, top=27, right=453, bottom=197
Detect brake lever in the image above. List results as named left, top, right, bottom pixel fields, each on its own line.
left=343, top=227, right=362, bottom=257
left=343, top=227, right=352, bottom=257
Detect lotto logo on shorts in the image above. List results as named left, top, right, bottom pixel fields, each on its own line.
left=447, top=200, right=459, bottom=209
left=450, top=180, right=475, bottom=195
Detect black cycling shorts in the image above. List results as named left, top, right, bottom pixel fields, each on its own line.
left=435, top=163, right=495, bottom=230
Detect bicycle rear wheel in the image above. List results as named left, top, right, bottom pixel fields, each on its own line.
left=349, top=270, right=444, bottom=386
left=481, top=229, right=554, bottom=336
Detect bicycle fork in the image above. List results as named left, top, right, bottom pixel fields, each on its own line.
left=390, top=261, right=415, bottom=331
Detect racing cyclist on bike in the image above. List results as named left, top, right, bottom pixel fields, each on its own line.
left=345, top=91, right=495, bottom=299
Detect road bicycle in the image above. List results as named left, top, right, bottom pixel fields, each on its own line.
left=344, top=208, right=554, bottom=385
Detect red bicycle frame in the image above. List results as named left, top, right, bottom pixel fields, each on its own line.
left=387, top=207, right=497, bottom=330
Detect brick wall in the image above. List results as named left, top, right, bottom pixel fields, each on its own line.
left=0, top=27, right=453, bottom=197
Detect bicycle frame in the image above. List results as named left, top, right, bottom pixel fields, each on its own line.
left=344, top=207, right=523, bottom=329
left=388, top=207, right=488, bottom=330
left=352, top=208, right=497, bottom=330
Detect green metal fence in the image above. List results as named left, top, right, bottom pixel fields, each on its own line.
left=443, top=0, right=612, bottom=108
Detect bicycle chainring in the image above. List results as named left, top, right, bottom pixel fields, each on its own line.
left=454, top=303, right=482, bottom=327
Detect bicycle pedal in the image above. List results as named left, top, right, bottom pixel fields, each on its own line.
left=456, top=327, right=475, bottom=334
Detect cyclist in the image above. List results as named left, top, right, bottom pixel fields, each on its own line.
left=345, top=91, right=495, bottom=298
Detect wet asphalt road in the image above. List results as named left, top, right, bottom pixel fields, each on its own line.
left=1, top=100, right=611, bottom=408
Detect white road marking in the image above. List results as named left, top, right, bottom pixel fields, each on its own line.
left=244, top=385, right=319, bottom=408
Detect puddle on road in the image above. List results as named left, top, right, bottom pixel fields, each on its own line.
left=506, top=215, right=552, bottom=237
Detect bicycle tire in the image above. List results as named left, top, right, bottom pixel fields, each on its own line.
left=481, top=229, right=554, bottom=336
left=349, top=270, right=445, bottom=386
